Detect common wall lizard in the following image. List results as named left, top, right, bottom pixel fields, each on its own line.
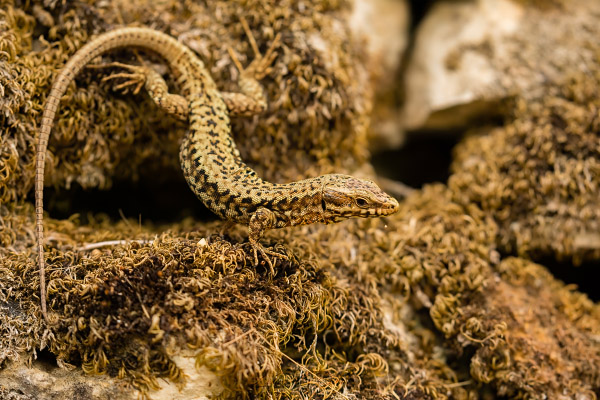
left=35, top=26, right=399, bottom=321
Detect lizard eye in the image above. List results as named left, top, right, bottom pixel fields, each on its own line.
left=355, top=197, right=369, bottom=208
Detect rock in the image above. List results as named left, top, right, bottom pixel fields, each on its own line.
left=0, top=351, right=222, bottom=400
left=151, top=352, right=223, bottom=399
left=349, top=0, right=410, bottom=149
left=402, top=0, right=600, bottom=131
left=0, top=359, right=135, bottom=400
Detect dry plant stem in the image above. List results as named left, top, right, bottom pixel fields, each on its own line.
left=78, top=239, right=153, bottom=251
left=36, top=27, right=399, bottom=322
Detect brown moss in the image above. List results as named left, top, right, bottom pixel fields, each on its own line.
left=457, top=257, right=600, bottom=398
left=2, top=185, right=599, bottom=398
left=1, top=0, right=599, bottom=399
left=377, top=187, right=599, bottom=399
left=0, top=203, right=447, bottom=398
left=450, top=69, right=600, bottom=264
left=510, top=0, right=565, bottom=10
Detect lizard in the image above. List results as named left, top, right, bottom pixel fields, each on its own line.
left=35, top=25, right=400, bottom=321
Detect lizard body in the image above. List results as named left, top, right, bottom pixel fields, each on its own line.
left=35, top=27, right=399, bottom=320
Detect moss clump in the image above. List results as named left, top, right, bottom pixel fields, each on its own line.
left=450, top=69, right=600, bottom=264
left=0, top=203, right=449, bottom=398
left=5, top=183, right=599, bottom=399
left=367, top=185, right=600, bottom=399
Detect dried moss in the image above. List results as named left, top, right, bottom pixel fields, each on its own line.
left=0, top=202, right=451, bottom=398
left=450, top=69, right=600, bottom=264
left=510, top=0, right=565, bottom=10
left=369, top=186, right=599, bottom=399
left=481, top=257, right=600, bottom=397
left=4, top=181, right=599, bottom=398
left=1, top=0, right=599, bottom=399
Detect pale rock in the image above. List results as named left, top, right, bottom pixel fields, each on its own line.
left=402, top=0, right=600, bottom=131
left=152, top=351, right=223, bottom=400
left=349, top=0, right=410, bottom=149
left=0, top=350, right=222, bottom=400
left=0, top=359, right=135, bottom=400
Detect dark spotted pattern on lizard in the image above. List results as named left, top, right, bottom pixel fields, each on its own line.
left=35, top=27, right=399, bottom=321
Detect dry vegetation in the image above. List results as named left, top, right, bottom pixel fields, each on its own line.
left=0, top=0, right=598, bottom=399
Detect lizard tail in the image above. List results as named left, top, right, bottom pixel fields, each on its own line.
left=35, top=27, right=189, bottom=322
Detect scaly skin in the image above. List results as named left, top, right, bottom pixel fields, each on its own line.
left=35, top=27, right=399, bottom=321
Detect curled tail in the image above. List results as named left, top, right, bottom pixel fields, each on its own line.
left=35, top=27, right=188, bottom=321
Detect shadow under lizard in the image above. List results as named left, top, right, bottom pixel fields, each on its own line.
left=35, top=26, right=399, bottom=321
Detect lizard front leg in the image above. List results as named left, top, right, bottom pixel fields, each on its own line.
left=248, top=207, right=288, bottom=268
left=92, top=62, right=189, bottom=121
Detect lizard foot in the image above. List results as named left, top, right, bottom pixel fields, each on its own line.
left=228, top=17, right=281, bottom=81
left=89, top=62, right=149, bottom=95
left=250, top=241, right=288, bottom=271
left=248, top=207, right=287, bottom=271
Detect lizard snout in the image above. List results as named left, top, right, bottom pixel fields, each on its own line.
left=378, top=196, right=399, bottom=216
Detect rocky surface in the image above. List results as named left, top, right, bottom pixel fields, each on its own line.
left=402, top=0, right=600, bottom=131
left=350, top=0, right=410, bottom=149
left=0, top=357, right=220, bottom=399
left=0, top=359, right=135, bottom=400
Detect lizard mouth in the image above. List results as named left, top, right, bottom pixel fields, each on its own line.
left=381, top=198, right=400, bottom=215
left=374, top=198, right=400, bottom=217
left=355, top=199, right=399, bottom=217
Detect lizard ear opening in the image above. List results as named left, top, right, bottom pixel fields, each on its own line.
left=321, top=198, right=327, bottom=212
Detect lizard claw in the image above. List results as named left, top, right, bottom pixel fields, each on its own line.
left=248, top=207, right=286, bottom=271
left=228, top=17, right=281, bottom=81
left=250, top=241, right=288, bottom=272
left=242, top=33, right=280, bottom=80
left=89, top=62, right=148, bottom=95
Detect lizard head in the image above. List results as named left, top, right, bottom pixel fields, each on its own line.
left=320, top=174, right=399, bottom=223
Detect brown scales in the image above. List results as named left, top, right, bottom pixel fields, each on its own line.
left=35, top=25, right=399, bottom=322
